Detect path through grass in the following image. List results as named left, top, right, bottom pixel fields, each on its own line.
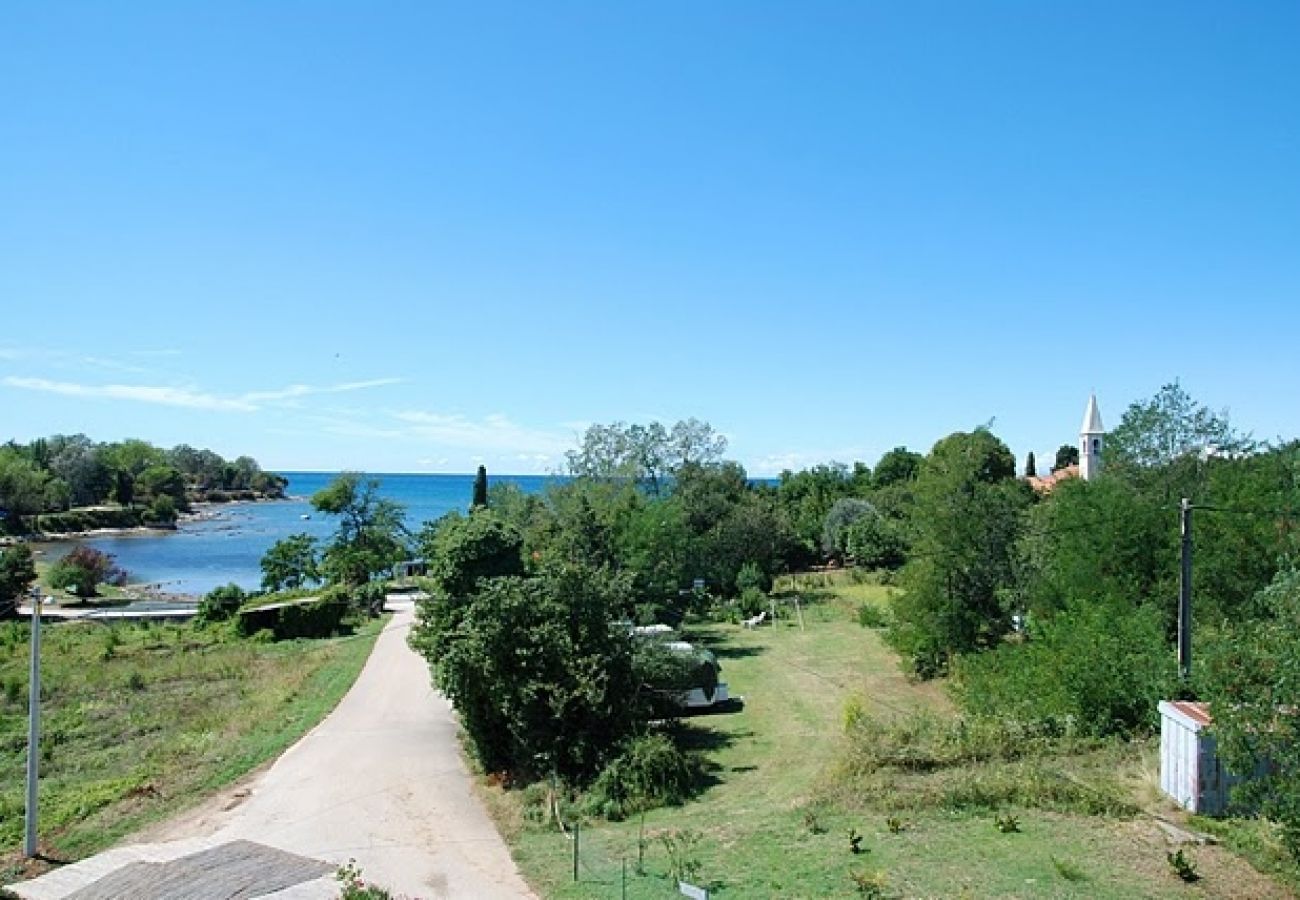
left=0, top=615, right=384, bottom=880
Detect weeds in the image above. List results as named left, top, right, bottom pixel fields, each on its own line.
left=1167, top=847, right=1199, bottom=882
left=994, top=813, right=1020, bottom=833
left=849, top=868, right=889, bottom=897
left=659, top=828, right=702, bottom=883
left=885, top=816, right=906, bottom=834
left=335, top=859, right=393, bottom=899
left=1051, top=856, right=1086, bottom=882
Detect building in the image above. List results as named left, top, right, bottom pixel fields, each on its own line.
left=1028, top=393, right=1106, bottom=492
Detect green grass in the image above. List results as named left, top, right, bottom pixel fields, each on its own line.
left=493, top=570, right=1293, bottom=898
left=0, top=615, right=384, bottom=876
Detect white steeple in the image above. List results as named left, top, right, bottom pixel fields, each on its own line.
left=1079, top=393, right=1104, bottom=481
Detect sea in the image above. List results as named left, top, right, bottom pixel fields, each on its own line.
left=40, top=472, right=559, bottom=598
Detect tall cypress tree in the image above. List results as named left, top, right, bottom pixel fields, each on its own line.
left=1024, top=451, right=1037, bottom=478
left=471, top=465, right=488, bottom=509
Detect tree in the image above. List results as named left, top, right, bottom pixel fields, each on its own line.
left=472, top=465, right=489, bottom=509
left=1205, top=570, right=1300, bottom=859
left=775, top=463, right=857, bottom=556
left=844, top=511, right=909, bottom=570
left=821, top=498, right=876, bottom=556
left=196, top=582, right=247, bottom=624
left=1108, top=381, right=1252, bottom=472
left=48, top=435, right=112, bottom=506
left=312, top=472, right=408, bottom=586
left=46, top=545, right=126, bottom=598
left=135, top=464, right=188, bottom=508
left=419, top=510, right=525, bottom=599
left=0, top=449, right=53, bottom=527
left=889, top=429, right=1029, bottom=677
left=566, top=419, right=728, bottom=495
left=260, top=532, right=321, bottom=592
left=0, top=545, right=37, bottom=618
left=409, top=563, right=642, bottom=781
left=873, top=447, right=922, bottom=488
left=1052, top=444, right=1079, bottom=472
left=1024, top=451, right=1037, bottom=479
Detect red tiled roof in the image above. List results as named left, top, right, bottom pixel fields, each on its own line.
left=1027, top=464, right=1080, bottom=493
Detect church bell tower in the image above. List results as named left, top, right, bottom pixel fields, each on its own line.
left=1080, top=393, right=1105, bottom=481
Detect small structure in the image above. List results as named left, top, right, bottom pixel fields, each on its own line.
left=1158, top=700, right=1258, bottom=816
left=392, top=559, right=427, bottom=579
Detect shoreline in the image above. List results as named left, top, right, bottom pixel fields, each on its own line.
left=4, top=495, right=296, bottom=545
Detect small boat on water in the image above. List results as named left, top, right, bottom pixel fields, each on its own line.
left=300, top=513, right=311, bottom=520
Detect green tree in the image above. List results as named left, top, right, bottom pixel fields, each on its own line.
left=872, top=447, right=922, bottom=488
left=46, top=545, right=126, bottom=598
left=196, top=582, right=247, bottom=624
left=48, top=435, right=112, bottom=506
left=312, top=472, right=408, bottom=587
left=1024, top=451, right=1037, bottom=478
left=821, top=497, right=876, bottom=557
left=953, top=596, right=1174, bottom=735
left=1107, top=381, right=1253, bottom=472
left=409, top=563, right=642, bottom=781
left=419, top=510, right=525, bottom=599
left=0, top=545, right=37, bottom=618
left=472, top=465, right=488, bottom=509
left=889, top=429, right=1030, bottom=677
left=260, top=532, right=321, bottom=592
left=135, top=464, right=188, bottom=508
left=0, top=449, right=53, bottom=527
left=775, top=463, right=857, bottom=557
left=1205, top=570, right=1300, bottom=859
left=1052, top=444, right=1079, bottom=472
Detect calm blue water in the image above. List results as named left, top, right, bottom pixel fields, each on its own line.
left=51, top=472, right=558, bottom=597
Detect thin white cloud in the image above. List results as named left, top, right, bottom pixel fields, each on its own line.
left=1, top=375, right=402, bottom=413
left=1, top=377, right=256, bottom=411
left=244, top=378, right=402, bottom=404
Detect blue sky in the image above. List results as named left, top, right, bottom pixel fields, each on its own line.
left=3, top=2, right=1298, bottom=475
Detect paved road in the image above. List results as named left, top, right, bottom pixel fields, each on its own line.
left=11, top=601, right=536, bottom=900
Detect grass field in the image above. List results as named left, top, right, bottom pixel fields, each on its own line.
left=493, top=572, right=1294, bottom=898
left=0, top=614, right=384, bottom=882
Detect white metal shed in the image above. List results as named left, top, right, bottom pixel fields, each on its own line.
left=1158, top=700, right=1244, bottom=816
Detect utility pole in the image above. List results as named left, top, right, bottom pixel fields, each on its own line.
left=1178, top=498, right=1193, bottom=683
left=25, top=592, right=44, bottom=857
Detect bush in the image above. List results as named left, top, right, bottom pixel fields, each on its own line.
left=735, top=560, right=772, bottom=595
left=196, top=583, right=246, bottom=624
left=46, top=545, right=127, bottom=597
left=857, top=604, right=890, bottom=629
left=145, top=494, right=178, bottom=526
left=236, top=591, right=348, bottom=639
left=586, top=732, right=703, bottom=820
left=738, top=586, right=767, bottom=618
left=951, top=598, right=1174, bottom=736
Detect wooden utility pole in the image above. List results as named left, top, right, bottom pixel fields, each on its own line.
left=1178, top=498, right=1193, bottom=682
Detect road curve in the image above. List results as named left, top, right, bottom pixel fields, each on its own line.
left=12, top=601, right=536, bottom=899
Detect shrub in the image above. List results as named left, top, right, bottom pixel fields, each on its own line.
left=586, top=733, right=703, bottom=820
left=738, top=586, right=767, bottom=618
left=735, top=560, right=771, bottom=595
left=46, top=545, right=127, bottom=597
left=196, top=583, right=247, bottom=625
left=857, top=604, right=890, bottom=629
left=145, top=494, right=178, bottom=526
left=950, top=597, right=1174, bottom=736
left=236, top=593, right=347, bottom=640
